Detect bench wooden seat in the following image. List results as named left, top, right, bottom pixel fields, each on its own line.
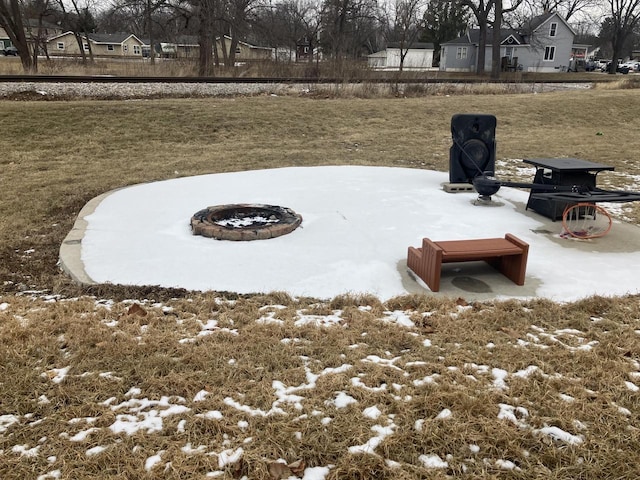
left=407, top=234, right=529, bottom=292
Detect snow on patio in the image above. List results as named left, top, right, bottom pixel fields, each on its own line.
left=77, top=165, right=640, bottom=301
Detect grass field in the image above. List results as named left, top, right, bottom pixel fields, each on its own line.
left=1, top=84, right=640, bottom=479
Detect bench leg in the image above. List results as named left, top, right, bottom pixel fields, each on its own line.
left=407, top=246, right=424, bottom=280
left=490, top=254, right=526, bottom=285
left=407, top=239, right=443, bottom=292
left=423, top=239, right=443, bottom=292
left=503, top=234, right=529, bottom=285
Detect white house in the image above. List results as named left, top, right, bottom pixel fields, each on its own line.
left=440, top=12, right=584, bottom=73
left=46, top=32, right=147, bottom=57
left=368, top=42, right=435, bottom=70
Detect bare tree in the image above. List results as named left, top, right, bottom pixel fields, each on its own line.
left=461, top=0, right=493, bottom=74
left=99, top=0, right=193, bottom=63
left=385, top=0, right=425, bottom=71
left=145, top=0, right=156, bottom=63
left=190, top=0, right=264, bottom=72
left=604, top=0, right=640, bottom=73
left=104, top=0, right=212, bottom=72
left=252, top=2, right=289, bottom=58
left=459, top=0, right=522, bottom=78
left=0, top=0, right=34, bottom=71
left=195, top=0, right=216, bottom=74
left=252, top=0, right=321, bottom=62
left=289, top=0, right=323, bottom=61
left=295, top=0, right=323, bottom=62
left=515, top=0, right=600, bottom=21
left=321, top=0, right=379, bottom=60
left=490, top=0, right=522, bottom=79
left=225, top=0, right=254, bottom=66
left=421, top=0, right=470, bottom=66
left=20, top=0, right=56, bottom=69
left=55, top=0, right=97, bottom=64
left=99, top=1, right=147, bottom=32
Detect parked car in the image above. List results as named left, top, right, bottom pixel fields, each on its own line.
left=621, top=61, right=640, bottom=72
left=601, top=61, right=630, bottom=74
left=585, top=60, right=599, bottom=71
left=2, top=46, right=18, bottom=56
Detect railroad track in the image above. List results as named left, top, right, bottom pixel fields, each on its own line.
left=0, top=74, right=602, bottom=84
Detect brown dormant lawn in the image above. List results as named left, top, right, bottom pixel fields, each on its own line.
left=1, top=83, right=640, bottom=479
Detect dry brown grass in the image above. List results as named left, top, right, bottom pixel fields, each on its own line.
left=0, top=55, right=617, bottom=82
left=1, top=293, right=640, bottom=478
left=1, top=84, right=640, bottom=479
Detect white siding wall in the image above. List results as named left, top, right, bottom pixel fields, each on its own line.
left=440, top=45, right=475, bottom=71
left=524, top=19, right=574, bottom=72
left=386, top=48, right=433, bottom=68
left=369, top=47, right=434, bottom=70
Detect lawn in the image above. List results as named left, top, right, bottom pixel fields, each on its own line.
left=1, top=83, right=640, bottom=479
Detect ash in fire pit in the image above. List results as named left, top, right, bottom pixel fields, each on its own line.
left=191, top=204, right=302, bottom=241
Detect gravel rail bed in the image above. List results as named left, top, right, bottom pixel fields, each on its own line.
left=0, top=81, right=304, bottom=99
left=0, top=81, right=593, bottom=100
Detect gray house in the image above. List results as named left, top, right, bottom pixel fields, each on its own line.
left=440, top=12, right=585, bottom=73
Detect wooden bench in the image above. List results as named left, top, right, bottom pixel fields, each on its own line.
left=407, top=234, right=529, bottom=292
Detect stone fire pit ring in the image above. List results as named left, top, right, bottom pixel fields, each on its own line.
left=191, top=203, right=303, bottom=241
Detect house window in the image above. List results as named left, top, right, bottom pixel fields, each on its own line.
left=123, top=45, right=128, bottom=52
left=303, top=46, right=309, bottom=54
left=456, top=47, right=467, bottom=59
left=57, top=42, right=64, bottom=50
left=133, top=45, right=141, bottom=55
left=83, top=43, right=89, bottom=51
left=549, top=22, right=557, bottom=37
left=107, top=44, right=114, bottom=51
left=235, top=47, right=241, bottom=54
left=544, top=46, right=556, bottom=61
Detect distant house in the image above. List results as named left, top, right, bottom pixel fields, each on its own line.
left=569, top=43, right=591, bottom=71
left=158, top=35, right=199, bottom=58
left=296, top=36, right=313, bottom=61
left=273, top=46, right=296, bottom=62
left=46, top=32, right=147, bottom=57
left=228, top=37, right=272, bottom=61
left=157, top=35, right=272, bottom=61
left=368, top=42, right=435, bottom=70
left=0, top=26, right=10, bottom=50
left=440, top=12, right=586, bottom=73
left=25, top=19, right=63, bottom=40
left=2, top=19, right=64, bottom=52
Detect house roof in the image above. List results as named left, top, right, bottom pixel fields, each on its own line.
left=443, top=11, right=576, bottom=47
left=89, top=33, right=144, bottom=45
left=386, top=42, right=434, bottom=49
left=25, top=18, right=62, bottom=31
left=524, top=11, right=576, bottom=36
left=171, top=35, right=199, bottom=46
left=502, top=33, right=522, bottom=46
left=443, top=29, right=524, bottom=46
left=157, top=35, right=270, bottom=50
left=526, top=12, right=555, bottom=31
left=47, top=31, right=146, bottom=46
left=368, top=43, right=435, bottom=57
left=46, top=31, right=78, bottom=42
